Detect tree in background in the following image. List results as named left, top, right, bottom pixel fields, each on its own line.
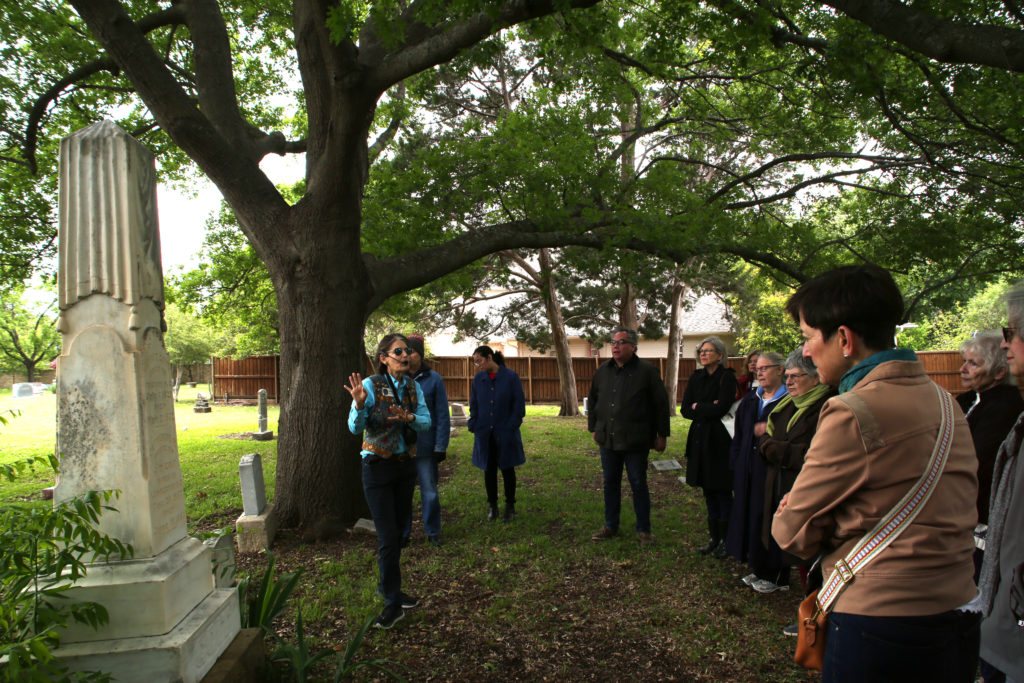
left=0, top=287, right=59, bottom=383
left=163, top=303, right=223, bottom=401
left=8, top=0, right=1024, bottom=533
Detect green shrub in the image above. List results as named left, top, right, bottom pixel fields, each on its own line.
left=0, top=450, right=132, bottom=682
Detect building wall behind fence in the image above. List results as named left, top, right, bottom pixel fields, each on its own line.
left=211, top=351, right=970, bottom=403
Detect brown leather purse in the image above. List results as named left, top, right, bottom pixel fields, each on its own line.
left=795, top=589, right=827, bottom=670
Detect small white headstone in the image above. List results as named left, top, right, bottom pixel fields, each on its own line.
left=12, top=383, right=34, bottom=398
left=239, top=453, right=267, bottom=516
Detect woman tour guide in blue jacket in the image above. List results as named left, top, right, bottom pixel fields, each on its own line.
left=346, top=333, right=431, bottom=630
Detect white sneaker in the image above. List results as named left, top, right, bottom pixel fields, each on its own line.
left=751, top=578, right=789, bottom=594
left=741, top=573, right=758, bottom=586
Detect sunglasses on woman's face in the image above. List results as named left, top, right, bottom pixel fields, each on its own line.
left=389, top=347, right=414, bottom=357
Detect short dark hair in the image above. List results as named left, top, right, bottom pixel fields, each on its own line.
left=473, top=344, right=505, bottom=367
left=611, top=327, right=638, bottom=346
left=376, top=333, right=410, bottom=375
left=785, top=264, right=903, bottom=351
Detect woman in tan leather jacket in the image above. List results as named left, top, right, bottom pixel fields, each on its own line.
left=772, top=264, right=980, bottom=683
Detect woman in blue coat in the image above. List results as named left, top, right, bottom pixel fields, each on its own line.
left=468, top=345, right=526, bottom=522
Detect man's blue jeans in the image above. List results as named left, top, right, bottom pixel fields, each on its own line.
left=823, top=609, right=980, bottom=683
left=599, top=447, right=651, bottom=533
left=401, top=455, right=441, bottom=539
left=361, top=457, right=417, bottom=608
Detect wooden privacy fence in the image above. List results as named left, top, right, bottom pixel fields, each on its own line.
left=213, top=350, right=967, bottom=403
left=212, top=355, right=280, bottom=400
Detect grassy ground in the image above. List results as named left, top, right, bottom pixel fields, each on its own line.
left=0, top=388, right=810, bottom=682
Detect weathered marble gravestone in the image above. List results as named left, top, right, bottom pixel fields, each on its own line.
left=52, top=121, right=239, bottom=682
left=252, top=388, right=273, bottom=440
left=235, top=453, right=278, bottom=554
left=450, top=402, right=469, bottom=427
left=194, top=392, right=212, bottom=413
left=12, top=382, right=34, bottom=398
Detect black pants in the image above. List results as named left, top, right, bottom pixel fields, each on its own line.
left=485, top=433, right=516, bottom=505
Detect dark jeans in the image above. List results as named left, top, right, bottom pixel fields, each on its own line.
left=485, top=433, right=517, bottom=505
left=703, top=489, right=732, bottom=521
left=361, top=457, right=417, bottom=608
left=823, top=610, right=980, bottom=683
left=401, top=455, right=441, bottom=539
left=599, top=447, right=651, bottom=533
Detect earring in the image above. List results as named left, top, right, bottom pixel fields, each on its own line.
left=843, top=352, right=849, bottom=358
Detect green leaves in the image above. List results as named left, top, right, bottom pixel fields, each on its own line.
left=0, top=450, right=131, bottom=681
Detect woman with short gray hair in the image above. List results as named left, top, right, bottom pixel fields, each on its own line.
left=755, top=347, right=836, bottom=603
left=955, top=331, right=1023, bottom=597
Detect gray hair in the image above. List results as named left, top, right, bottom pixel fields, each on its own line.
left=1008, top=283, right=1024, bottom=331
left=696, top=335, right=726, bottom=359
left=961, top=331, right=1013, bottom=386
left=785, top=346, right=818, bottom=379
left=611, top=326, right=638, bottom=346
left=759, top=351, right=786, bottom=367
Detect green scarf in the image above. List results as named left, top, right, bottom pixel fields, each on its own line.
left=838, top=348, right=917, bottom=394
left=766, top=382, right=833, bottom=436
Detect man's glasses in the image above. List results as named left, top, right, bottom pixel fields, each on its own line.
left=698, top=348, right=717, bottom=355
left=389, top=347, right=414, bottom=357
left=1003, top=327, right=1019, bottom=343
left=755, top=364, right=780, bottom=374
left=785, top=372, right=808, bottom=382
left=610, top=340, right=633, bottom=347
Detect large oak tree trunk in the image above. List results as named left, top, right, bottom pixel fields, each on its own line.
left=269, top=203, right=375, bottom=537
left=538, top=249, right=579, bottom=416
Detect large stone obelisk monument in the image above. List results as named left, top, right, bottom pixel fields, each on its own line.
left=52, top=120, right=239, bottom=682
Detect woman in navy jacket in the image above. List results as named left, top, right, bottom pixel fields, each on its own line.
left=468, top=345, right=526, bottom=522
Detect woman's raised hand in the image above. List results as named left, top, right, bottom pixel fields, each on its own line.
left=345, top=373, right=367, bottom=409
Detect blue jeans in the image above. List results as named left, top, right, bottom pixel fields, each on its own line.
left=823, top=610, right=980, bottom=683
left=599, top=448, right=651, bottom=533
left=361, top=457, right=417, bottom=608
left=401, top=455, right=441, bottom=539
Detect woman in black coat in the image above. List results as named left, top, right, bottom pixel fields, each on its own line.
left=681, top=336, right=738, bottom=556
left=956, top=331, right=1024, bottom=580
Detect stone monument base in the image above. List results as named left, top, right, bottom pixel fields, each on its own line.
left=200, top=627, right=266, bottom=683
left=251, top=430, right=274, bottom=441
left=60, top=537, right=217, bottom=643
left=55, top=587, right=240, bottom=683
left=235, top=505, right=279, bottom=554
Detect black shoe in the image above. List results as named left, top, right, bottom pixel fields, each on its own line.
left=427, top=534, right=443, bottom=547
left=503, top=504, right=515, bottom=523
left=487, top=505, right=499, bottom=521
left=712, top=540, right=728, bottom=560
left=373, top=604, right=405, bottom=629
left=376, top=590, right=419, bottom=608
left=697, top=537, right=719, bottom=555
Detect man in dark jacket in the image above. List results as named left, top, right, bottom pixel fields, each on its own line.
left=588, top=327, right=670, bottom=543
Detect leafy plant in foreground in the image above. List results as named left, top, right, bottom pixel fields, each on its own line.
left=0, top=452, right=133, bottom=682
